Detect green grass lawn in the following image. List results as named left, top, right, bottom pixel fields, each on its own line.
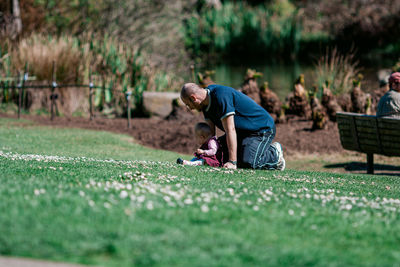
left=1, top=117, right=400, bottom=266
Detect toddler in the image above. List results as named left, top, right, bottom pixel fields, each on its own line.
left=177, top=122, right=223, bottom=167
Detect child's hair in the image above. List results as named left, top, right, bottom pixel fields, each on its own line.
left=195, top=122, right=213, bottom=137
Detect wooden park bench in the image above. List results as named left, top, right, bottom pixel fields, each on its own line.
left=336, top=112, right=400, bottom=174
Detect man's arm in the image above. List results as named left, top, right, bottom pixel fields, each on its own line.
left=221, top=115, right=237, bottom=169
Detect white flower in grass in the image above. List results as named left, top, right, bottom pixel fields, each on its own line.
left=184, top=198, right=193, bottom=205
left=163, top=196, right=171, bottom=203
left=126, top=184, right=132, bottom=190
left=201, top=204, right=209, bottom=213
left=265, top=189, right=273, bottom=195
left=288, top=209, right=294, bottom=216
left=88, top=200, right=95, bottom=207
left=227, top=188, right=234, bottom=196
left=104, top=202, right=111, bottom=209
left=253, top=205, right=259, bottom=211
left=137, top=195, right=145, bottom=203
left=34, top=189, right=40, bottom=195
left=120, top=190, right=128, bottom=199
left=146, top=201, right=154, bottom=210
left=79, top=191, right=85, bottom=197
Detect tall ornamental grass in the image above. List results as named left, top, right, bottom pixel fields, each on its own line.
left=11, top=35, right=83, bottom=83
left=184, top=0, right=301, bottom=60
left=313, top=48, right=360, bottom=96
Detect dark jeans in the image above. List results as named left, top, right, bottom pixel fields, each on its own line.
left=218, top=127, right=279, bottom=169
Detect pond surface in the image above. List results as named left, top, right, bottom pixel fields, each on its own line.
left=203, top=61, right=390, bottom=100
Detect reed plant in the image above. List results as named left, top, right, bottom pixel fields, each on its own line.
left=10, top=35, right=84, bottom=83
left=313, top=48, right=360, bottom=96
left=184, top=0, right=301, bottom=60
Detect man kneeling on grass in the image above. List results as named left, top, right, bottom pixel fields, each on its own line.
left=180, top=83, right=285, bottom=170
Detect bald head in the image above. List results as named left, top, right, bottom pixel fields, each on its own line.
left=180, top=83, right=208, bottom=111
left=181, top=83, right=203, bottom=101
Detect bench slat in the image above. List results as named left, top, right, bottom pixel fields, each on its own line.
left=380, top=135, right=400, bottom=142
left=341, top=134, right=378, bottom=144
left=379, top=129, right=400, bottom=136
left=358, top=138, right=379, bottom=146
left=359, top=144, right=380, bottom=153
left=355, top=126, right=377, bottom=134
left=381, top=140, right=400, bottom=147
left=380, top=146, right=400, bottom=156
left=341, top=142, right=362, bottom=152
left=357, top=132, right=381, bottom=140
left=339, top=129, right=352, bottom=138
left=355, top=119, right=377, bottom=127
left=337, top=123, right=351, bottom=130
left=377, top=119, right=400, bottom=130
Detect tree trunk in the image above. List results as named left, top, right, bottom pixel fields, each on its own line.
left=11, top=0, right=22, bottom=37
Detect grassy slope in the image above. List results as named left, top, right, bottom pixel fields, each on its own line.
left=1, top=118, right=400, bottom=266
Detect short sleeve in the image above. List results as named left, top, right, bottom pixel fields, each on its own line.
left=216, top=89, right=235, bottom=120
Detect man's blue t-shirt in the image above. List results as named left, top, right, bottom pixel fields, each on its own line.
left=203, top=84, right=275, bottom=133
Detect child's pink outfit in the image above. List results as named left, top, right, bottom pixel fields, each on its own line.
left=193, top=136, right=223, bottom=167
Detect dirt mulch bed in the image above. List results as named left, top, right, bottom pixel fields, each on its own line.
left=1, top=111, right=344, bottom=156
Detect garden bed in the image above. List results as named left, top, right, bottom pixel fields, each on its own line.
left=0, top=112, right=343, bottom=156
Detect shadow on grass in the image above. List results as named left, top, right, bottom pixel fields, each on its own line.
left=325, top=162, right=400, bottom=176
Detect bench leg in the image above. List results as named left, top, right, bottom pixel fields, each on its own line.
left=367, top=153, right=374, bottom=174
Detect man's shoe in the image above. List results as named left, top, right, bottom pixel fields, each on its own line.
left=271, top=142, right=285, bottom=171
left=176, top=158, right=183, bottom=165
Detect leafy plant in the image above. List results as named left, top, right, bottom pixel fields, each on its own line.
left=313, top=48, right=360, bottom=96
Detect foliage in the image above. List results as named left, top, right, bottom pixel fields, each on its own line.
left=184, top=0, right=302, bottom=60
left=313, top=48, right=360, bottom=96
left=1, top=118, right=400, bottom=266
left=0, top=34, right=181, bottom=114
left=300, top=0, right=400, bottom=55
left=32, top=0, right=103, bottom=35
left=29, top=0, right=196, bottom=75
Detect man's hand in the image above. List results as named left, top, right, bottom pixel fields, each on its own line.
left=196, top=149, right=204, bottom=155
left=223, top=161, right=237, bottom=169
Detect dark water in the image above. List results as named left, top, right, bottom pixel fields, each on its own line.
left=204, top=61, right=391, bottom=100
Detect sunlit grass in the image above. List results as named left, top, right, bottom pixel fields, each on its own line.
left=1, top=117, right=400, bottom=266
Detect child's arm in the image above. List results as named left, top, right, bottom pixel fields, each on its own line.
left=197, top=138, right=218, bottom=156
